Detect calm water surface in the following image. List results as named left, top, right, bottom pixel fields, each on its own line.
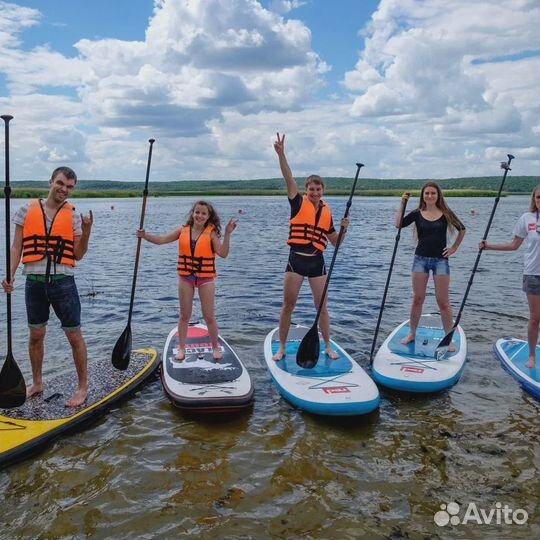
left=1, top=195, right=539, bottom=539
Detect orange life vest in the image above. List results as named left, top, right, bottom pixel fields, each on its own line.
left=288, top=196, right=332, bottom=251
left=177, top=225, right=217, bottom=278
left=22, top=200, right=76, bottom=266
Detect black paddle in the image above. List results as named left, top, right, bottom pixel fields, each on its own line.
left=0, top=114, right=26, bottom=409
left=369, top=194, right=409, bottom=364
left=296, top=163, right=364, bottom=368
left=112, top=138, right=155, bottom=370
left=435, top=153, right=515, bottom=359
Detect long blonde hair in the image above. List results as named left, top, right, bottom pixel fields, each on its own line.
left=418, top=181, right=463, bottom=235
left=529, top=185, right=540, bottom=212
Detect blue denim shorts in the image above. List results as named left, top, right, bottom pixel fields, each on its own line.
left=412, top=255, right=450, bottom=276
left=523, top=275, right=540, bottom=295
left=25, top=275, right=81, bottom=332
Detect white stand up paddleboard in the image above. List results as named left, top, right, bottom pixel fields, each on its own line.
left=161, top=323, right=254, bottom=413
left=494, top=338, right=540, bottom=401
left=372, top=314, right=467, bottom=392
left=263, top=325, right=379, bottom=416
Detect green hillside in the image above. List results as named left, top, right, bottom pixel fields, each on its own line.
left=3, top=175, right=538, bottom=198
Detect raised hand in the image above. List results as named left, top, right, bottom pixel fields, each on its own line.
left=225, top=218, right=238, bottom=235
left=273, top=132, right=285, bottom=156
left=81, top=210, right=94, bottom=236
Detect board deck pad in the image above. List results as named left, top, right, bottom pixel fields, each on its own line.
left=1, top=350, right=156, bottom=421
left=164, top=326, right=243, bottom=385
left=388, top=322, right=461, bottom=359
left=495, top=339, right=540, bottom=400
left=272, top=326, right=352, bottom=376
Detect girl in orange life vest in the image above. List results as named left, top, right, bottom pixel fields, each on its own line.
left=137, top=201, right=237, bottom=361
left=272, top=132, right=350, bottom=362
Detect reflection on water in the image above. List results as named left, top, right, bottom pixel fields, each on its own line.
left=1, top=195, right=539, bottom=539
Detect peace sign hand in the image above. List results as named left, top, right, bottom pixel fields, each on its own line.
left=274, top=132, right=286, bottom=156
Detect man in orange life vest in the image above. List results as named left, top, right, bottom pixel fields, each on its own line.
left=2, top=167, right=93, bottom=407
left=272, top=133, right=349, bottom=361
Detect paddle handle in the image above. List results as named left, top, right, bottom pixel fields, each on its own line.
left=369, top=196, right=409, bottom=363
left=312, top=163, right=364, bottom=327
left=452, top=153, right=515, bottom=330
left=127, top=138, right=155, bottom=326
left=2, top=115, right=13, bottom=352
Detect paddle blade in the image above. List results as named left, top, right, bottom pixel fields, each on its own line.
left=435, top=328, right=455, bottom=360
left=112, top=326, right=132, bottom=370
left=296, top=325, right=320, bottom=369
left=0, top=352, right=26, bottom=409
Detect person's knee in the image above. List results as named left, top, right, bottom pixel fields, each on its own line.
left=29, top=328, right=46, bottom=345
left=65, top=329, right=85, bottom=348
left=412, top=294, right=425, bottom=307
left=437, top=299, right=451, bottom=312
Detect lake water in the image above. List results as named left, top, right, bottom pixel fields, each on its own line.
left=1, top=195, right=539, bottom=539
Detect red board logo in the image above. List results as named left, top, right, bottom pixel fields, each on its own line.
left=322, top=387, right=351, bottom=394
left=400, top=366, right=424, bottom=374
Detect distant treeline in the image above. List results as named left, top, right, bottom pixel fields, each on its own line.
left=2, top=175, right=538, bottom=198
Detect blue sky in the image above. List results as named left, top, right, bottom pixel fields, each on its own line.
left=0, top=0, right=538, bottom=181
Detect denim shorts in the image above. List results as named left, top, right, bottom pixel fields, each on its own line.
left=411, top=255, right=450, bottom=276
left=25, top=275, right=81, bottom=332
left=523, top=275, right=540, bottom=295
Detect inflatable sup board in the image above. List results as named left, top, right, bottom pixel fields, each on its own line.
left=263, top=325, right=379, bottom=416
left=372, top=315, right=467, bottom=392
left=161, top=324, right=254, bottom=413
left=0, top=349, right=159, bottom=468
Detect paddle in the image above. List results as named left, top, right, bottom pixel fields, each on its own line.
left=112, top=138, right=155, bottom=370
left=435, top=154, right=515, bottom=359
left=369, top=194, right=409, bottom=364
left=296, top=163, right=364, bottom=368
left=0, top=114, right=26, bottom=409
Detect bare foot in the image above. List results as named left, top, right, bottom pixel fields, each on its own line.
left=525, top=357, right=536, bottom=369
left=65, top=387, right=88, bottom=408
left=325, top=348, right=339, bottom=360
left=26, top=383, right=43, bottom=399
left=272, top=349, right=286, bottom=361
left=400, top=334, right=415, bottom=345
left=447, top=343, right=456, bottom=353
left=213, top=347, right=223, bottom=361
left=175, top=348, right=185, bottom=361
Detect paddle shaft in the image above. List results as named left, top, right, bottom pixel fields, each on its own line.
left=2, top=115, right=13, bottom=354
left=126, top=139, right=155, bottom=326
left=450, top=154, right=515, bottom=331
left=311, top=163, right=364, bottom=328
left=369, top=196, right=409, bottom=364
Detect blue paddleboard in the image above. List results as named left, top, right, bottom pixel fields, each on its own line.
left=494, top=338, right=540, bottom=401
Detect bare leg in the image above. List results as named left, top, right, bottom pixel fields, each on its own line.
left=526, top=293, right=540, bottom=368
left=401, top=272, right=429, bottom=345
left=434, top=274, right=455, bottom=352
left=309, top=275, right=338, bottom=359
left=27, top=326, right=46, bottom=398
left=198, top=281, right=221, bottom=359
left=273, top=272, right=304, bottom=361
left=65, top=329, right=88, bottom=407
left=177, top=280, right=195, bottom=360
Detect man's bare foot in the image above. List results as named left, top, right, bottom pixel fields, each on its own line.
left=525, top=357, right=536, bottom=369
left=213, top=347, right=223, bottom=361
left=175, top=348, right=185, bottom=361
left=400, top=334, right=415, bottom=345
left=272, top=349, right=286, bottom=361
left=325, top=348, right=339, bottom=360
left=65, top=387, right=88, bottom=408
left=26, top=383, right=43, bottom=399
